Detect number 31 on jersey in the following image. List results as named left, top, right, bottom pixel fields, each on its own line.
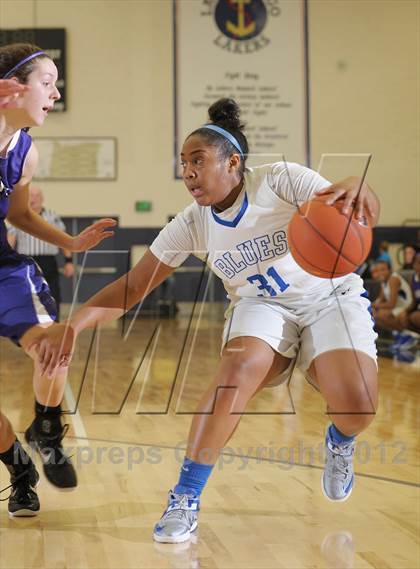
left=247, top=266, right=290, bottom=297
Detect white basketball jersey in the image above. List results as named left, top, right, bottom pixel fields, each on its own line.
left=150, top=162, right=360, bottom=307
left=383, top=272, right=413, bottom=310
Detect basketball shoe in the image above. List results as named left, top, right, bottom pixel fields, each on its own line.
left=154, top=490, right=200, bottom=543
left=25, top=421, right=77, bottom=490
left=390, top=332, right=417, bottom=352
left=6, top=461, right=40, bottom=517
left=322, top=426, right=355, bottom=501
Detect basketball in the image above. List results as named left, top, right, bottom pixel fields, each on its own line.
left=288, top=196, right=372, bottom=278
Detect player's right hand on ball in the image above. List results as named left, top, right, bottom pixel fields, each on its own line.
left=33, top=322, right=76, bottom=378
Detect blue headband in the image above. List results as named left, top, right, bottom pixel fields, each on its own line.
left=202, top=124, right=244, bottom=158
left=2, top=51, right=46, bottom=79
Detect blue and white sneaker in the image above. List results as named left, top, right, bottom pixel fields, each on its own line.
left=390, top=332, right=417, bottom=352
left=153, top=490, right=200, bottom=543
left=322, top=428, right=355, bottom=502
left=395, top=350, right=416, bottom=363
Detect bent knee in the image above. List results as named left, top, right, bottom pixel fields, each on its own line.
left=220, top=354, right=266, bottom=387
left=328, top=387, right=378, bottom=431
left=210, top=361, right=264, bottom=412
left=339, top=408, right=377, bottom=432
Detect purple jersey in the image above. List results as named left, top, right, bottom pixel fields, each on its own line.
left=0, top=129, right=32, bottom=262
left=0, top=129, right=57, bottom=341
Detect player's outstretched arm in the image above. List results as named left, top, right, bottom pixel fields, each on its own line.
left=33, top=250, right=175, bottom=376
left=316, top=176, right=380, bottom=226
left=7, top=144, right=116, bottom=251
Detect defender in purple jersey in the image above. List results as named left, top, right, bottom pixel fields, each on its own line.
left=0, top=44, right=116, bottom=517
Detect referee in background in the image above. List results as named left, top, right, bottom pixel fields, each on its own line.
left=7, top=186, right=74, bottom=321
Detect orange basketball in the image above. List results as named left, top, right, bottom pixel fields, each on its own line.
left=288, top=196, right=372, bottom=278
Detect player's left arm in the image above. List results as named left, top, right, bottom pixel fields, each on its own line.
left=316, top=177, right=380, bottom=226
left=7, top=143, right=116, bottom=251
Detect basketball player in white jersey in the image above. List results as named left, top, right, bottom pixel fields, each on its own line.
left=33, top=98, right=380, bottom=543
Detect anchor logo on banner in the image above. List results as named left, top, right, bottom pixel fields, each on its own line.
left=203, top=0, right=281, bottom=54
left=215, top=0, right=267, bottom=41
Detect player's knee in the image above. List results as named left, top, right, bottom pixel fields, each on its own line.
left=212, top=363, right=261, bottom=412
left=330, top=379, right=377, bottom=416
left=351, top=412, right=376, bottom=435
left=342, top=389, right=378, bottom=433
left=221, top=358, right=263, bottom=392
left=352, top=409, right=376, bottom=432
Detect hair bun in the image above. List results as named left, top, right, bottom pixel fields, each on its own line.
left=208, top=98, right=244, bottom=131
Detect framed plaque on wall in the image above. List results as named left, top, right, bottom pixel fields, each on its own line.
left=173, top=0, right=309, bottom=178
left=33, top=137, right=117, bottom=181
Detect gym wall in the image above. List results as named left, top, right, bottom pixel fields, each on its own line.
left=1, top=0, right=418, bottom=227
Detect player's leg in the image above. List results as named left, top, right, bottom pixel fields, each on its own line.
left=154, top=299, right=297, bottom=543
left=20, top=324, right=77, bottom=490
left=0, top=261, right=49, bottom=514
left=0, top=410, right=40, bottom=516
left=8, top=259, right=76, bottom=490
left=309, top=350, right=377, bottom=435
left=300, top=282, right=378, bottom=502
left=308, top=349, right=377, bottom=502
left=154, top=336, right=291, bottom=544
left=186, top=336, right=291, bottom=462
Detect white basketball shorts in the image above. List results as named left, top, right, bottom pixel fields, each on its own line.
left=222, top=278, right=378, bottom=384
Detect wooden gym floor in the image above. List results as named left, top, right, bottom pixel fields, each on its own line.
left=0, top=303, right=418, bottom=569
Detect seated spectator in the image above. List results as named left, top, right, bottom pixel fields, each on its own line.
left=372, top=260, right=416, bottom=350
left=400, top=244, right=417, bottom=270
left=397, top=252, right=420, bottom=334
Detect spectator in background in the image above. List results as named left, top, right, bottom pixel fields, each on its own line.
left=7, top=186, right=74, bottom=321
left=398, top=252, right=420, bottom=334
left=357, top=241, right=391, bottom=281
left=376, top=240, right=392, bottom=266
left=372, top=260, right=416, bottom=350
left=400, top=244, right=417, bottom=270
